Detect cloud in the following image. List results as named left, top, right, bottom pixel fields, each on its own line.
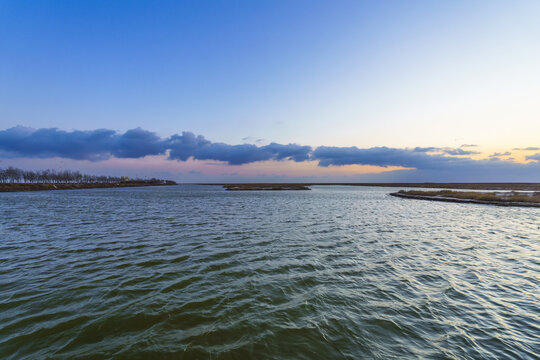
left=0, top=127, right=311, bottom=165
left=313, top=146, right=479, bottom=168
left=311, top=146, right=540, bottom=182
left=261, top=143, right=312, bottom=162
left=513, top=147, right=540, bottom=151
left=241, top=137, right=265, bottom=144
left=443, top=148, right=480, bottom=156
left=0, top=126, right=166, bottom=161
left=412, top=146, right=439, bottom=153
left=412, top=147, right=479, bottom=155
left=0, top=126, right=117, bottom=161
left=112, top=128, right=166, bottom=158
left=186, top=142, right=271, bottom=165
left=460, top=144, right=478, bottom=148
left=165, top=132, right=311, bottom=165
left=489, top=152, right=511, bottom=158
left=1, top=126, right=539, bottom=182
left=312, top=146, right=473, bottom=169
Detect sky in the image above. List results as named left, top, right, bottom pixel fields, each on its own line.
left=1, top=0, right=539, bottom=182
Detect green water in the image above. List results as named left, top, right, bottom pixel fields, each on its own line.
left=1, top=185, right=539, bottom=359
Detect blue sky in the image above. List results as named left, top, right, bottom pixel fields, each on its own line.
left=1, top=1, right=539, bottom=182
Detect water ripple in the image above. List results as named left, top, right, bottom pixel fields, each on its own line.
left=1, top=185, right=539, bottom=359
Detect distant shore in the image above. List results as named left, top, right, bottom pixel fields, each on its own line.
left=344, top=183, right=540, bottom=191
left=224, top=184, right=310, bottom=191
left=0, top=181, right=177, bottom=193
left=390, top=190, right=540, bottom=208
left=210, top=183, right=540, bottom=191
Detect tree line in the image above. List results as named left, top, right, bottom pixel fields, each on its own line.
left=0, top=167, right=173, bottom=184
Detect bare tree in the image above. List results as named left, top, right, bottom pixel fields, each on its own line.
left=0, top=167, right=172, bottom=185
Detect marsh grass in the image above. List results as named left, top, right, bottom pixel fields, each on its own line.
left=397, top=190, right=540, bottom=204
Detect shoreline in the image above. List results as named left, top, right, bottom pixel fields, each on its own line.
left=224, top=184, right=310, bottom=191
left=203, top=183, right=540, bottom=191
left=345, top=182, right=540, bottom=191
left=0, top=181, right=177, bottom=193
left=390, top=191, right=540, bottom=208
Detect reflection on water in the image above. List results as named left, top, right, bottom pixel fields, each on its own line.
left=1, top=185, right=539, bottom=359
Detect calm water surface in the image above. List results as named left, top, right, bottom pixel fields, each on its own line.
left=1, top=185, right=539, bottom=359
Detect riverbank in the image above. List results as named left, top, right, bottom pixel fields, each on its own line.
left=0, top=181, right=177, bottom=192
left=390, top=190, right=540, bottom=207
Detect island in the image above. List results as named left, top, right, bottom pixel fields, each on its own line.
left=223, top=184, right=311, bottom=191
left=390, top=190, right=540, bottom=208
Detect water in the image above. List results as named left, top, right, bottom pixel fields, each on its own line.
left=1, top=185, right=539, bottom=359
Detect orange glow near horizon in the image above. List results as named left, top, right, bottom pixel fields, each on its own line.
left=102, top=157, right=411, bottom=177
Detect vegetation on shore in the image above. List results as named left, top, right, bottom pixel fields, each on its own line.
left=0, top=167, right=176, bottom=192
left=391, top=190, right=540, bottom=207
left=224, top=184, right=310, bottom=191
left=1, top=167, right=131, bottom=184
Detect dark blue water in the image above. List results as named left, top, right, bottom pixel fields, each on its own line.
left=1, top=185, right=539, bottom=359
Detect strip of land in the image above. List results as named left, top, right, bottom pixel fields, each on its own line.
left=0, top=181, right=177, bottom=193
left=209, top=183, right=540, bottom=191
left=390, top=190, right=540, bottom=207
left=345, top=183, right=540, bottom=191
left=224, top=184, right=310, bottom=191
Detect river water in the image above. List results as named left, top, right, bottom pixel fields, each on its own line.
left=1, top=185, right=539, bottom=359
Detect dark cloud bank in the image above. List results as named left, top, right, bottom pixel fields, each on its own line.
left=1, top=126, right=539, bottom=182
